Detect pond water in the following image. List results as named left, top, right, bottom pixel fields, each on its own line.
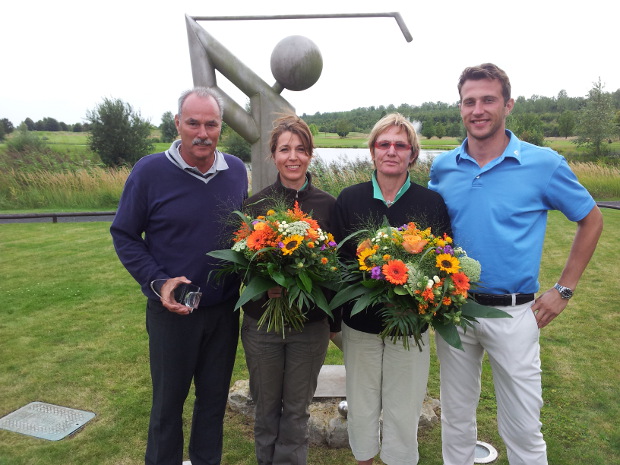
left=313, top=147, right=444, bottom=165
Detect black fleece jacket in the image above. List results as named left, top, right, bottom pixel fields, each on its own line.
left=330, top=180, right=452, bottom=334
left=241, top=173, right=339, bottom=331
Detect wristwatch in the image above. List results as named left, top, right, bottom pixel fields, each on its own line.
left=553, top=283, right=574, bottom=299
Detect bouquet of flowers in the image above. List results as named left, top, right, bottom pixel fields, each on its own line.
left=331, top=219, right=510, bottom=350
left=207, top=201, right=339, bottom=337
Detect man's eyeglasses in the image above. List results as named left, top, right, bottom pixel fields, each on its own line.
left=373, top=140, right=412, bottom=152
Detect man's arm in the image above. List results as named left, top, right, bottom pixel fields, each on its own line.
left=532, top=206, right=604, bottom=328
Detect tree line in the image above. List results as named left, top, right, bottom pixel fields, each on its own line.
left=2, top=80, right=619, bottom=165
left=302, top=81, right=620, bottom=155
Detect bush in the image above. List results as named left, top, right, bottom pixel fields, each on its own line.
left=86, top=97, right=154, bottom=167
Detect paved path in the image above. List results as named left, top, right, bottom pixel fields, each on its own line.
left=0, top=202, right=617, bottom=225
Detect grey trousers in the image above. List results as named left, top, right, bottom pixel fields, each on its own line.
left=241, top=314, right=330, bottom=465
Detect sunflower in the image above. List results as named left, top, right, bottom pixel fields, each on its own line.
left=436, top=253, right=460, bottom=274
left=382, top=260, right=408, bottom=285
left=280, top=234, right=304, bottom=255
left=358, top=247, right=376, bottom=271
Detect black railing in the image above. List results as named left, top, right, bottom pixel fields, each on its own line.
left=0, top=211, right=116, bottom=223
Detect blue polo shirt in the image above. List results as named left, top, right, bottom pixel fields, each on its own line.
left=428, top=130, right=595, bottom=295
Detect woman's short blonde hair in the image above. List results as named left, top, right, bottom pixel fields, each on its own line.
left=368, top=112, right=420, bottom=167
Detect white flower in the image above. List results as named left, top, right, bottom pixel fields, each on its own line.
left=232, top=239, right=247, bottom=251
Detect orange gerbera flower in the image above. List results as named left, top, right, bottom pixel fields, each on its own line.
left=451, top=272, right=470, bottom=292
left=382, top=260, right=408, bottom=285
left=246, top=230, right=268, bottom=250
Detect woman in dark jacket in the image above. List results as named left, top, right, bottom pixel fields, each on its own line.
left=331, top=113, right=451, bottom=465
left=241, top=115, right=338, bottom=465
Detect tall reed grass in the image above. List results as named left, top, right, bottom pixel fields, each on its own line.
left=0, top=167, right=130, bottom=210
left=570, top=162, right=620, bottom=199
left=0, top=161, right=617, bottom=211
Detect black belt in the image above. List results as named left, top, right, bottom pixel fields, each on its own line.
left=469, top=293, right=535, bottom=306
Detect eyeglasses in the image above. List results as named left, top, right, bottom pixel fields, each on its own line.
left=373, top=140, right=412, bottom=152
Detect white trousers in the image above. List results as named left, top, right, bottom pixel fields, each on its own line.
left=343, top=323, right=430, bottom=465
left=435, top=302, right=548, bottom=465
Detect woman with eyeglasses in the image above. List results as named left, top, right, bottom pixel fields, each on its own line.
left=330, top=113, right=452, bottom=465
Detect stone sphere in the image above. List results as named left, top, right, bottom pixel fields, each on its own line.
left=338, top=400, right=348, bottom=418
left=270, top=35, right=323, bottom=91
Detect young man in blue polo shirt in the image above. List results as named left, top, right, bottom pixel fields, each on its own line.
left=428, top=63, right=603, bottom=465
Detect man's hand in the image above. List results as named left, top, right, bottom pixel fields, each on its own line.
left=160, top=276, right=194, bottom=315
left=531, top=288, right=569, bottom=328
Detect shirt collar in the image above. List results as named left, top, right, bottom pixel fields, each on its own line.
left=166, top=140, right=229, bottom=182
left=456, top=129, right=522, bottom=166
left=371, top=171, right=411, bottom=207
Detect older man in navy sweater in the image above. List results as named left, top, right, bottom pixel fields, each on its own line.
left=111, top=87, right=248, bottom=465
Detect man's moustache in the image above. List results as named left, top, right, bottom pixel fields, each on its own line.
left=192, top=138, right=213, bottom=146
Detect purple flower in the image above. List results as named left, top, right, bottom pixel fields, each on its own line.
left=444, top=244, right=454, bottom=255
left=278, top=242, right=285, bottom=249
left=371, top=266, right=384, bottom=280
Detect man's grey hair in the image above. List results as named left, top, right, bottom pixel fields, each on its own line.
left=177, top=87, right=224, bottom=118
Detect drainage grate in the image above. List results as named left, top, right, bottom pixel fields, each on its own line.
left=0, top=402, right=95, bottom=441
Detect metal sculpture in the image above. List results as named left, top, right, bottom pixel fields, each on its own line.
left=185, top=13, right=411, bottom=192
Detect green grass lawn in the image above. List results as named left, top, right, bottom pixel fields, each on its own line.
left=0, top=209, right=618, bottom=464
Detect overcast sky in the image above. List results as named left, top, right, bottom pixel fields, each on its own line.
left=1, top=0, right=617, bottom=126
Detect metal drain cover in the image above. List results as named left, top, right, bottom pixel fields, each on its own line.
left=474, top=440, right=498, bottom=463
left=0, top=402, right=95, bottom=441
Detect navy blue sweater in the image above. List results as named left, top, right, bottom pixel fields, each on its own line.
left=110, top=151, right=248, bottom=307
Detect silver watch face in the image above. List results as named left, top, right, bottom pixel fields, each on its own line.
left=555, top=284, right=573, bottom=299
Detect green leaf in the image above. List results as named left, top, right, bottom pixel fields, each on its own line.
left=329, top=283, right=369, bottom=309
left=270, top=271, right=287, bottom=287
left=235, top=276, right=274, bottom=310
left=433, top=323, right=463, bottom=350
left=336, top=229, right=367, bottom=251
left=206, top=249, right=249, bottom=267
left=350, top=288, right=384, bottom=316
left=393, top=286, right=409, bottom=296
left=297, top=270, right=312, bottom=293
left=461, top=300, right=513, bottom=319
left=310, top=287, right=333, bottom=319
